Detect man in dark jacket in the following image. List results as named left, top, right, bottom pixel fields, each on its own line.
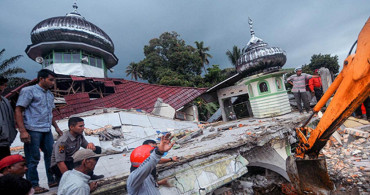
left=0, top=76, right=17, bottom=160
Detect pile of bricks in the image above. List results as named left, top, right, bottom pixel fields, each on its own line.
left=322, top=126, right=369, bottom=193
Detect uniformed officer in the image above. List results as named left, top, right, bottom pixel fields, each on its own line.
left=50, top=117, right=104, bottom=182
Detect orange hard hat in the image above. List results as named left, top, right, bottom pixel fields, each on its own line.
left=130, top=145, right=155, bottom=167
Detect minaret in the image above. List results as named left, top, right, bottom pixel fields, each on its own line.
left=25, top=2, right=118, bottom=78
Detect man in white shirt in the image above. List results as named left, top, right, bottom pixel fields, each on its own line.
left=57, top=149, right=103, bottom=195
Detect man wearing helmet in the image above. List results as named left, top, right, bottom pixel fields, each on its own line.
left=130, top=139, right=179, bottom=187
left=127, top=134, right=175, bottom=195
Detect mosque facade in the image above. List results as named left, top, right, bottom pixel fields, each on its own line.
left=216, top=18, right=291, bottom=120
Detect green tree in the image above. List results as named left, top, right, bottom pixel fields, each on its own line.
left=226, top=45, right=241, bottom=67
left=0, top=49, right=28, bottom=88
left=132, top=32, right=203, bottom=86
left=125, top=62, right=142, bottom=81
left=201, top=65, right=226, bottom=87
left=196, top=98, right=219, bottom=121
left=308, top=54, right=339, bottom=74
left=195, top=41, right=212, bottom=73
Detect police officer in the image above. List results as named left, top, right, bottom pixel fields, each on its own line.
left=50, top=117, right=104, bottom=183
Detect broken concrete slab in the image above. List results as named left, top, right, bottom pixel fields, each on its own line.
left=342, top=128, right=369, bottom=138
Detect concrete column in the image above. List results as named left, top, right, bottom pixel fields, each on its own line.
left=192, top=104, right=199, bottom=122
left=218, top=97, right=227, bottom=122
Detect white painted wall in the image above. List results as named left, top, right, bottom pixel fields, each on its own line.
left=45, top=63, right=105, bottom=78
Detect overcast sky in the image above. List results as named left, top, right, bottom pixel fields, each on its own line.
left=0, top=0, right=369, bottom=80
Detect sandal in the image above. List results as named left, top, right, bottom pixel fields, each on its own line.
left=48, top=182, right=59, bottom=188
left=34, top=186, right=49, bottom=194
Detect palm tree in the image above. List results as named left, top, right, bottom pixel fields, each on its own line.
left=226, top=46, right=241, bottom=67
left=0, top=48, right=28, bottom=88
left=125, top=62, right=142, bottom=81
left=195, top=41, right=212, bottom=74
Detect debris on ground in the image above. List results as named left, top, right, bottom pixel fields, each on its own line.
left=322, top=118, right=370, bottom=194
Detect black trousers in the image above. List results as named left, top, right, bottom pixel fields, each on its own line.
left=49, top=146, right=101, bottom=182
left=0, top=146, right=10, bottom=160
left=314, top=87, right=323, bottom=102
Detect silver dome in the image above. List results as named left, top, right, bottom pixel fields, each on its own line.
left=25, top=4, right=118, bottom=68
left=30, top=12, right=114, bottom=53
left=236, top=18, right=286, bottom=74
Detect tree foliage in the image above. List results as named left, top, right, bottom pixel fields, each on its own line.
left=0, top=49, right=29, bottom=88
left=308, top=54, right=339, bottom=74
left=128, top=32, right=206, bottom=87
left=125, top=62, right=142, bottom=81
left=195, top=41, right=212, bottom=73
left=196, top=97, right=219, bottom=121
left=226, top=45, right=241, bottom=67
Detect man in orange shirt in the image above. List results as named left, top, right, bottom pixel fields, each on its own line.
left=309, top=69, right=323, bottom=102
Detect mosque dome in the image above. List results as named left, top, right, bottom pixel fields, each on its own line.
left=30, top=12, right=114, bottom=53
left=25, top=3, right=118, bottom=69
left=236, top=18, right=286, bottom=74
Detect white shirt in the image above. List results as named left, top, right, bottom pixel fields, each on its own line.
left=58, top=169, right=90, bottom=195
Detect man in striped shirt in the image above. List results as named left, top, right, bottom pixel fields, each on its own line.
left=287, top=68, right=312, bottom=114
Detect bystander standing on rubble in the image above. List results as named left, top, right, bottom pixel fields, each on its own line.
left=287, top=67, right=312, bottom=114
left=127, top=134, right=175, bottom=195
left=309, top=69, right=323, bottom=102
left=57, top=149, right=102, bottom=195
left=50, top=117, right=104, bottom=183
left=15, top=69, right=63, bottom=193
left=0, top=154, right=28, bottom=177
left=0, top=76, right=17, bottom=160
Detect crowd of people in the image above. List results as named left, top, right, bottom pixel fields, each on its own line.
left=0, top=68, right=368, bottom=195
left=0, top=69, right=179, bottom=195
left=287, top=67, right=323, bottom=114
left=0, top=70, right=104, bottom=194
left=288, top=67, right=369, bottom=119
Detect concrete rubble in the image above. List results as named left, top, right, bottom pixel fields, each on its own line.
left=321, top=117, right=370, bottom=194
left=89, top=111, right=304, bottom=195
left=10, top=108, right=370, bottom=195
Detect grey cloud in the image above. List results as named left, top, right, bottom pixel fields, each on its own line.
left=0, top=0, right=368, bottom=80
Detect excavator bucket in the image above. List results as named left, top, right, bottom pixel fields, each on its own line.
left=286, top=155, right=334, bottom=194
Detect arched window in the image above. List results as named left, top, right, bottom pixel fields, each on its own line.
left=259, top=82, right=268, bottom=93
left=275, top=78, right=283, bottom=91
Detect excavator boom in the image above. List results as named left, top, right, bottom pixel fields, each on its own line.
left=287, top=17, right=370, bottom=194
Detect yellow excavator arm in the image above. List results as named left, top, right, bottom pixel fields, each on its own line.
left=287, top=17, right=370, bottom=194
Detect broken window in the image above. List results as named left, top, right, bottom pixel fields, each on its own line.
left=259, top=82, right=268, bottom=93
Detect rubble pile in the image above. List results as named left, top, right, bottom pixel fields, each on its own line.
left=84, top=125, right=123, bottom=141
left=322, top=125, right=370, bottom=193
left=212, top=170, right=288, bottom=195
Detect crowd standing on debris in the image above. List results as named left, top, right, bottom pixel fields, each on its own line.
left=287, top=67, right=312, bottom=114
left=0, top=68, right=368, bottom=194
left=50, top=117, right=104, bottom=183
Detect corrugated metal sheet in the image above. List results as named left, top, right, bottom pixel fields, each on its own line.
left=250, top=92, right=291, bottom=118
